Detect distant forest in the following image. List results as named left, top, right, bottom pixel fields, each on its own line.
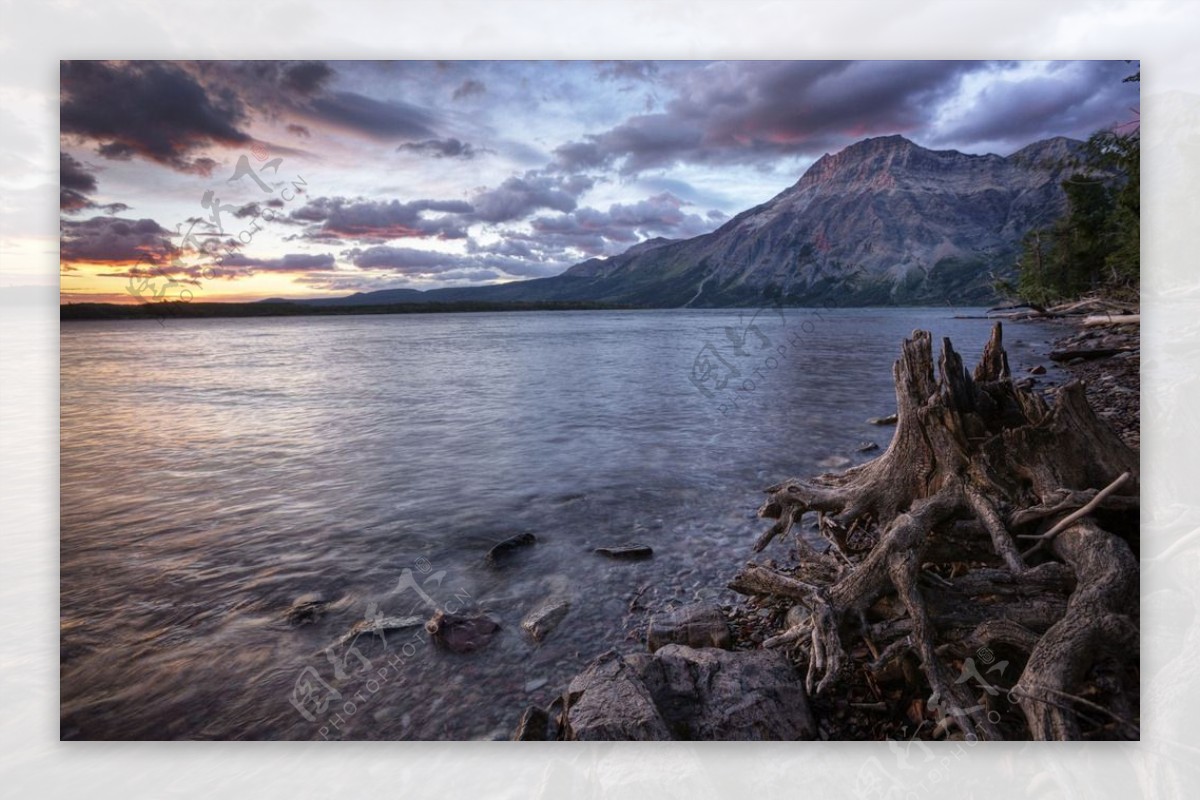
left=60, top=300, right=639, bottom=321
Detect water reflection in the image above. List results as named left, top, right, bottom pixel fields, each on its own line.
left=60, top=308, right=1065, bottom=739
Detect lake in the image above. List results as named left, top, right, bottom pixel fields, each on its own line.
left=59, top=307, right=1065, bottom=739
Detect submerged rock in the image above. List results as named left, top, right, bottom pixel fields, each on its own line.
left=521, top=597, right=571, bottom=643
left=594, top=544, right=653, bottom=560
left=485, top=532, right=537, bottom=567
left=284, top=593, right=329, bottom=626
left=856, top=441, right=880, bottom=453
left=523, top=677, right=549, bottom=693
left=559, top=646, right=817, bottom=741
left=336, top=615, right=425, bottom=647
left=818, top=455, right=852, bottom=469
left=425, top=610, right=500, bottom=653
left=647, top=602, right=732, bottom=652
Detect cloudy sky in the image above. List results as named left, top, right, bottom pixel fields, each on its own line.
left=58, top=60, right=1139, bottom=303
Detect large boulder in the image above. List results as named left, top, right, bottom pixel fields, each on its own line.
left=562, top=651, right=672, bottom=740
left=511, top=705, right=551, bottom=741
left=559, top=645, right=816, bottom=741
left=646, top=602, right=732, bottom=652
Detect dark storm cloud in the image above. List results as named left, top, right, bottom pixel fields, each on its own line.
left=305, top=92, right=437, bottom=140
left=281, top=61, right=334, bottom=94
left=61, top=61, right=251, bottom=175
left=218, top=252, right=336, bottom=272
left=346, top=245, right=465, bottom=273
left=291, top=196, right=474, bottom=240
left=193, top=61, right=441, bottom=143
left=60, top=215, right=178, bottom=264
left=193, top=61, right=332, bottom=105
left=528, top=193, right=721, bottom=255
left=594, top=61, right=661, bottom=83
left=60, top=152, right=98, bottom=211
left=438, top=268, right=502, bottom=282
left=468, top=171, right=594, bottom=224
left=346, top=242, right=568, bottom=280
left=551, top=140, right=607, bottom=171
left=930, top=61, right=1140, bottom=153
left=552, top=61, right=984, bottom=174
left=452, top=79, right=486, bottom=100
left=233, top=199, right=288, bottom=220
left=468, top=236, right=541, bottom=261
left=396, top=138, right=485, bottom=159
left=60, top=152, right=96, bottom=193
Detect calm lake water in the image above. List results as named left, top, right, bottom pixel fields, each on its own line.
left=60, top=307, right=1065, bottom=740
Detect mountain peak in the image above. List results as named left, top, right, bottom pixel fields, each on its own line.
left=850, top=133, right=918, bottom=150
left=315, top=133, right=1082, bottom=309
left=1008, top=135, right=1084, bottom=168
left=814, top=134, right=919, bottom=162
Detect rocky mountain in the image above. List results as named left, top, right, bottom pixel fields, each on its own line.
left=318, top=135, right=1082, bottom=307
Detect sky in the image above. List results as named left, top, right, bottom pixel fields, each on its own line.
left=56, top=60, right=1140, bottom=304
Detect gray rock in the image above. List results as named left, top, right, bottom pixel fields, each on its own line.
left=485, top=532, right=536, bottom=566
left=647, top=602, right=732, bottom=652
left=512, top=705, right=550, bottom=741
left=284, top=593, right=328, bottom=626
left=425, top=610, right=500, bottom=653
left=637, top=645, right=818, bottom=740
left=561, top=646, right=817, bottom=741
left=563, top=651, right=672, bottom=740
left=594, top=544, right=653, bottom=560
left=336, top=615, right=425, bottom=648
left=856, top=441, right=880, bottom=453
left=521, top=598, right=571, bottom=643
left=867, top=414, right=898, bottom=425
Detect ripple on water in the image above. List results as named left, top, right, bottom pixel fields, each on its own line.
left=60, top=309, right=1062, bottom=739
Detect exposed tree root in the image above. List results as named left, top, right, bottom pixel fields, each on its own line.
left=731, top=324, right=1139, bottom=740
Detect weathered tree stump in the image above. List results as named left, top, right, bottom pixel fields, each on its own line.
left=732, top=323, right=1139, bottom=740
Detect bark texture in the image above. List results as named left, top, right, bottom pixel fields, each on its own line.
left=733, top=324, right=1139, bottom=740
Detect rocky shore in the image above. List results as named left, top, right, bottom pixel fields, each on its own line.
left=512, top=303, right=1140, bottom=742
left=1043, top=320, right=1139, bottom=451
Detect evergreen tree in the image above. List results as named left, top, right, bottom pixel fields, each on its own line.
left=1013, top=69, right=1138, bottom=303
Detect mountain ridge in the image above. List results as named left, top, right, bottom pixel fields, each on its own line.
left=293, top=134, right=1083, bottom=308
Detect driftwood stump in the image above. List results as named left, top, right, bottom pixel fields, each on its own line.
left=731, top=324, right=1139, bottom=740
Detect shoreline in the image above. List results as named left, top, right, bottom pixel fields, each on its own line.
left=518, top=308, right=1140, bottom=741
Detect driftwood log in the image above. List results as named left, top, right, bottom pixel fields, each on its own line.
left=731, top=324, right=1139, bottom=740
